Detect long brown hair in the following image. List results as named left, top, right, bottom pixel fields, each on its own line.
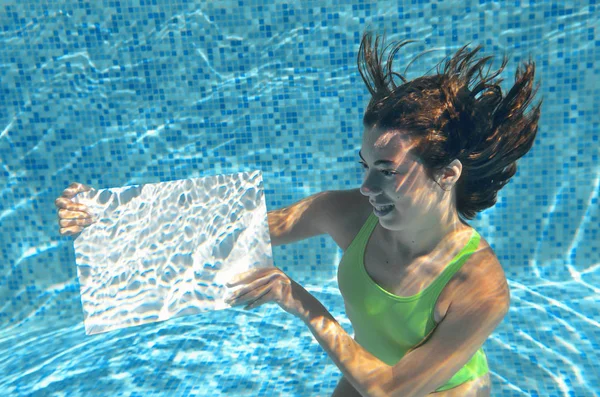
left=357, top=32, right=543, bottom=221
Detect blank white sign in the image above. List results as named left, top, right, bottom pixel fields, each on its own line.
left=72, top=170, right=273, bottom=335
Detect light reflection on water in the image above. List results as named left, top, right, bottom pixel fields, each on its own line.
left=72, top=171, right=273, bottom=335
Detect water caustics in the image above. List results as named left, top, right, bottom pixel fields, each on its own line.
left=72, top=170, right=273, bottom=335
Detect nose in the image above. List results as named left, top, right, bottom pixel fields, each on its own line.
left=359, top=176, right=381, bottom=197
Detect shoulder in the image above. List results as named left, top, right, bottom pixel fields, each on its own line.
left=339, top=188, right=372, bottom=220
left=330, top=188, right=370, bottom=209
left=323, top=188, right=372, bottom=250
left=455, top=242, right=510, bottom=310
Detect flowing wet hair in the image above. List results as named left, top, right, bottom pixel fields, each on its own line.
left=357, top=32, right=543, bottom=221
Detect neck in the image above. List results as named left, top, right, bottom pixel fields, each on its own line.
left=381, top=210, right=467, bottom=262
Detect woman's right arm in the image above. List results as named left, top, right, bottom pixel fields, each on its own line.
left=267, top=190, right=337, bottom=247
left=55, top=182, right=337, bottom=246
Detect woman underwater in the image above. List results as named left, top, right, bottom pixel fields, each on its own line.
left=56, top=31, right=542, bottom=396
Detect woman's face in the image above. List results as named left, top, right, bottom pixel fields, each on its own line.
left=358, top=127, right=447, bottom=231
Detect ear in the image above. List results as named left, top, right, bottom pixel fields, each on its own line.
left=437, top=159, right=463, bottom=188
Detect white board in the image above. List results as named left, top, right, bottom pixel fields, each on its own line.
left=72, top=170, right=273, bottom=335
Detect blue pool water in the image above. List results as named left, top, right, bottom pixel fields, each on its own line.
left=0, top=1, right=598, bottom=396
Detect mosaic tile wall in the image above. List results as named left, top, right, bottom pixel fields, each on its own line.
left=0, top=0, right=598, bottom=396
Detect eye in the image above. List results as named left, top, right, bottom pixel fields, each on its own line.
left=358, top=162, right=396, bottom=176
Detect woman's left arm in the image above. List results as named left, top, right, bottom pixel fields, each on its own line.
left=225, top=266, right=510, bottom=397
left=299, top=286, right=509, bottom=397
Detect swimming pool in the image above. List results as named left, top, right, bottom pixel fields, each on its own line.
left=0, top=0, right=598, bottom=396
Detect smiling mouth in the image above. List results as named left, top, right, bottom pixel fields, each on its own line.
left=374, top=204, right=395, bottom=211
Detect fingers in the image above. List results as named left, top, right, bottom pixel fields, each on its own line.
left=61, top=182, right=92, bottom=199
left=55, top=182, right=94, bottom=220
left=226, top=282, right=273, bottom=309
left=58, top=208, right=94, bottom=221
left=57, top=206, right=96, bottom=237
left=59, top=217, right=94, bottom=228
left=243, top=291, right=269, bottom=310
left=54, top=196, right=89, bottom=212
left=59, top=226, right=83, bottom=236
left=243, top=286, right=273, bottom=310
left=55, top=183, right=95, bottom=237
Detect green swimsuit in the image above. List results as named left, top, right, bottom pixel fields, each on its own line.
left=337, top=212, right=489, bottom=392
